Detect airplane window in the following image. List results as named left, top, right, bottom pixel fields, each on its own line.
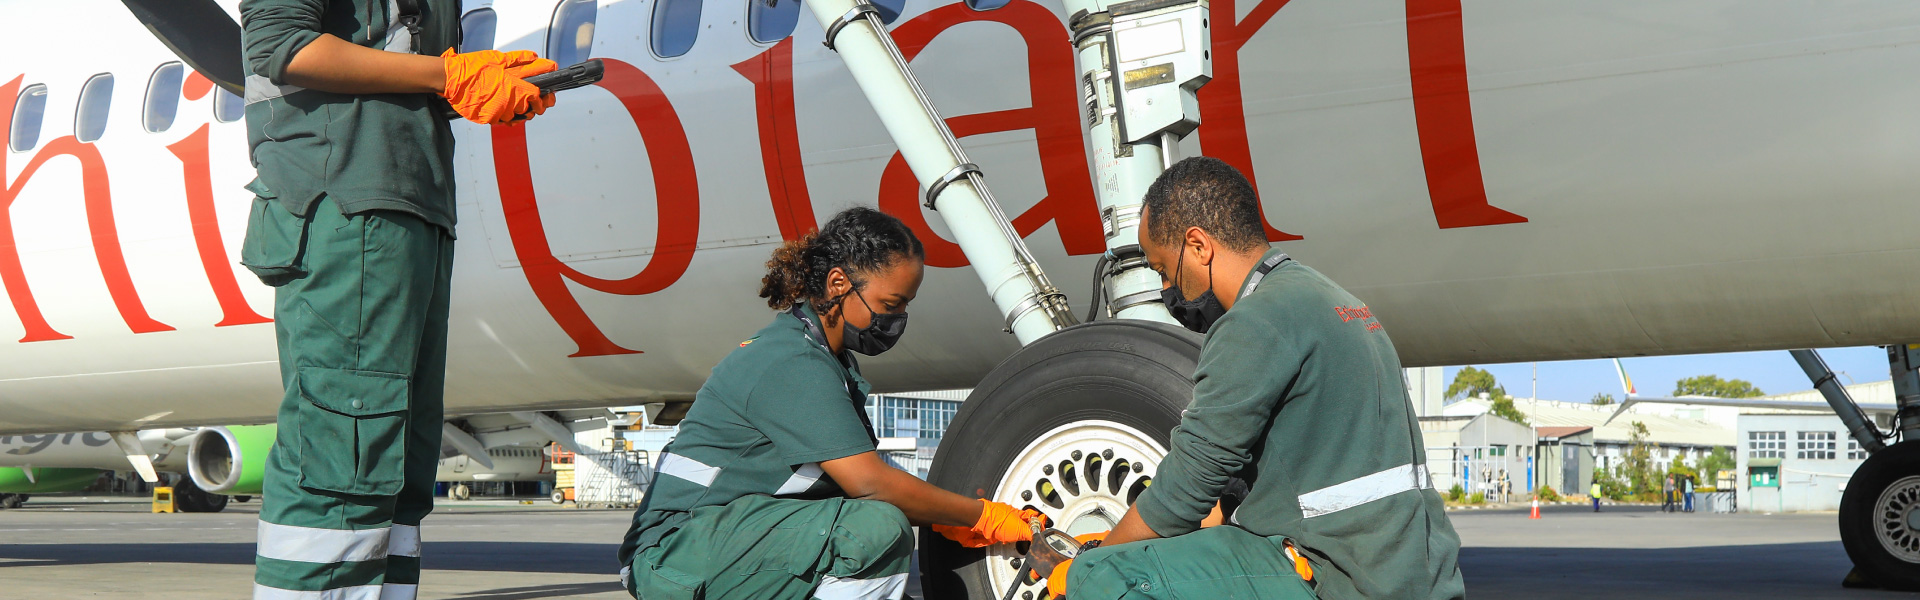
left=461, top=8, right=498, bottom=53
left=652, top=0, right=701, bottom=58
left=76, top=73, right=114, bottom=143
left=9, top=83, right=47, bottom=152
left=870, top=0, right=904, bottom=24
left=549, top=0, right=597, bottom=67
left=144, top=62, right=185, bottom=133
left=748, top=0, right=801, bottom=43
left=214, top=87, right=244, bottom=123
left=965, top=0, right=1009, bottom=11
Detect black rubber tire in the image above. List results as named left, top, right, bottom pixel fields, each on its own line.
left=1, top=494, right=22, bottom=509
left=1839, top=440, right=1920, bottom=590
left=919, top=320, right=1201, bottom=600
left=174, top=477, right=229, bottom=513
left=552, top=489, right=568, bottom=504
left=234, top=495, right=252, bottom=503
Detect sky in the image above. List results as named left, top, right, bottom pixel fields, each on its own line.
left=1439, top=345, right=1892, bottom=403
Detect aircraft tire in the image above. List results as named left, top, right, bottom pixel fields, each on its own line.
left=1, top=494, right=23, bottom=509
left=919, top=320, right=1200, bottom=600
left=174, top=477, right=229, bottom=513
left=451, top=483, right=471, bottom=501
left=1840, top=439, right=1920, bottom=590
left=234, top=495, right=252, bottom=503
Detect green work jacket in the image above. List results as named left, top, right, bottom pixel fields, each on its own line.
left=617, top=306, right=879, bottom=568
left=239, top=0, right=461, bottom=230
left=1133, top=248, right=1466, bottom=600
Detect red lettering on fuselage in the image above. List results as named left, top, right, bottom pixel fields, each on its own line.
left=0, top=75, right=173, bottom=343
left=167, top=124, right=270, bottom=328
left=1196, top=0, right=1304, bottom=242
left=491, top=59, right=700, bottom=357
left=876, top=1, right=1105, bottom=268
left=734, top=39, right=819, bottom=242
left=1405, top=0, right=1526, bottom=229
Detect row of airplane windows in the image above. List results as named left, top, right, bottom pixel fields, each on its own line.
left=7, top=0, right=1014, bottom=155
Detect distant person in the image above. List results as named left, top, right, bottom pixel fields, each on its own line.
left=616, top=208, right=1039, bottom=600
left=1683, top=475, right=1695, bottom=513
left=1045, top=157, right=1465, bottom=600
left=1590, top=481, right=1602, bottom=512
left=1661, top=475, right=1676, bottom=513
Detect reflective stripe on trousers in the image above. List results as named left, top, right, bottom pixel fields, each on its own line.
left=251, top=584, right=416, bottom=600
left=813, top=573, right=908, bottom=600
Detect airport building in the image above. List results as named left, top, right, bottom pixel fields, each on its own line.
left=1733, top=380, right=1895, bottom=513
left=1441, top=397, right=1736, bottom=496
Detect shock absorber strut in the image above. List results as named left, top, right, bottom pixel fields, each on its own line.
left=1065, top=0, right=1213, bottom=322
left=805, top=0, right=1077, bottom=345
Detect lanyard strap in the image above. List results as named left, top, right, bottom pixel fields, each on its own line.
left=1237, top=253, right=1292, bottom=301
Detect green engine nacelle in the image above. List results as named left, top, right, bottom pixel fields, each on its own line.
left=187, top=424, right=276, bottom=496
left=0, top=467, right=103, bottom=493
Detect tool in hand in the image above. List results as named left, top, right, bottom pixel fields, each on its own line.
left=523, top=58, right=605, bottom=94
left=1002, top=521, right=1098, bottom=600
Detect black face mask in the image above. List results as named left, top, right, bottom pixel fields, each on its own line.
left=841, top=289, right=908, bottom=356
left=1161, top=249, right=1226, bottom=333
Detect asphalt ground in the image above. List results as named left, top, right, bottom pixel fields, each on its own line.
left=1, top=497, right=1915, bottom=599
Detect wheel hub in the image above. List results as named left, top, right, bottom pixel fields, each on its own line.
left=987, top=420, right=1167, bottom=594
left=1875, top=475, right=1920, bottom=563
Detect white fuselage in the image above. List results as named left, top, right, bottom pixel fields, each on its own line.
left=3, top=0, right=1919, bottom=433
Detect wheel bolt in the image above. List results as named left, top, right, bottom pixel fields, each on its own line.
left=1072, top=450, right=1083, bottom=460
left=1043, top=464, right=1054, bottom=475
left=1024, top=592, right=1034, bottom=600
left=1010, top=557, right=1022, bottom=567
left=1133, top=462, right=1144, bottom=473
left=1022, top=490, right=1033, bottom=501
left=1103, top=449, right=1114, bottom=459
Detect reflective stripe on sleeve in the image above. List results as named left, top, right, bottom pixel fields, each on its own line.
left=253, top=584, right=383, bottom=600
left=776, top=462, right=824, bottom=495
left=244, top=75, right=306, bottom=106
left=389, top=524, right=421, bottom=558
left=1297, top=463, right=1434, bottom=519
left=813, top=573, right=908, bottom=600
left=378, top=583, right=416, bottom=600
left=656, top=452, right=722, bottom=487
left=256, top=521, right=390, bottom=564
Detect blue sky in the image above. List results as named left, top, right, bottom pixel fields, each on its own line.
left=1440, top=346, right=1891, bottom=403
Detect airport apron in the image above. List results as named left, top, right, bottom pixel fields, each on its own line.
left=618, top=306, right=911, bottom=600
left=242, top=196, right=453, bottom=600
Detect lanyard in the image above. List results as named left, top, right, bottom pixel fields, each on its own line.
left=1237, top=253, right=1292, bottom=301
left=786, top=305, right=861, bottom=396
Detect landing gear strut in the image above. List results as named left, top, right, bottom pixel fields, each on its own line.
left=1831, top=345, right=1920, bottom=590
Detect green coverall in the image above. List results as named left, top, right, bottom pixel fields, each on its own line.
left=237, top=1, right=459, bottom=598
left=1069, top=250, right=1467, bottom=599
left=617, top=306, right=915, bottom=600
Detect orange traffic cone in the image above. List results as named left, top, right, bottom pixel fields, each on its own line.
left=1529, top=497, right=1541, bottom=519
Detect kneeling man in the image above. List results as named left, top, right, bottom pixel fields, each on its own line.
left=1052, top=157, right=1465, bottom=599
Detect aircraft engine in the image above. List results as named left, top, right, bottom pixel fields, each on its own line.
left=917, top=321, right=1200, bottom=599
left=187, top=424, right=277, bottom=495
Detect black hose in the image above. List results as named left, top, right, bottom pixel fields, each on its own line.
left=1085, top=253, right=1111, bottom=322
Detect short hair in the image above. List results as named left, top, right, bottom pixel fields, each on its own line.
left=1142, top=156, right=1268, bottom=251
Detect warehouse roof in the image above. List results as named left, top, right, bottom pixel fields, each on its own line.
left=1445, top=397, right=1734, bottom=448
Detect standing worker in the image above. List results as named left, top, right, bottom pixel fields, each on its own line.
left=1591, top=481, right=1603, bottom=512
left=1683, top=474, right=1695, bottom=513
left=1047, top=158, right=1465, bottom=599
left=236, top=1, right=559, bottom=598
left=1662, top=475, right=1676, bottom=513
left=617, top=208, right=1041, bottom=600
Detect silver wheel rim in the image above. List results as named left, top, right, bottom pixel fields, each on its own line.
left=986, top=420, right=1167, bottom=595
left=1874, top=475, right=1920, bottom=563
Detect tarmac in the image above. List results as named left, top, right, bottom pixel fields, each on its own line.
left=1, top=496, right=1916, bottom=599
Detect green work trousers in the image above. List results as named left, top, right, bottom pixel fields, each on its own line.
left=1065, top=526, right=1318, bottom=599
left=241, top=196, right=453, bottom=600
left=626, top=495, right=915, bottom=600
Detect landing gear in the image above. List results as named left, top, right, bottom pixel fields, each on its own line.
left=233, top=496, right=252, bottom=503
left=172, top=476, right=229, bottom=513
left=450, top=483, right=472, bottom=501
left=1840, top=441, right=1920, bottom=590
left=920, top=321, right=1200, bottom=600
left=0, top=494, right=25, bottom=509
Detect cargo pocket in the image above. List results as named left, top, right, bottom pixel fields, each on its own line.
left=238, top=179, right=310, bottom=287
left=636, top=546, right=706, bottom=600
left=293, top=366, right=410, bottom=496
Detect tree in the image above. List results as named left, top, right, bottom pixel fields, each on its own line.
left=1699, top=446, right=1736, bottom=485
left=1621, top=421, right=1656, bottom=496
left=1590, top=392, right=1615, bottom=406
left=1489, top=394, right=1530, bottom=426
left=1673, top=375, right=1764, bottom=398
left=1446, top=366, right=1505, bottom=400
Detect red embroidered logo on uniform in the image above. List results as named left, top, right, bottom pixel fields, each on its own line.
left=1335, top=305, right=1384, bottom=332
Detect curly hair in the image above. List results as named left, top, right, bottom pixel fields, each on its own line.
left=759, top=207, right=926, bottom=310
left=1143, top=156, right=1269, bottom=252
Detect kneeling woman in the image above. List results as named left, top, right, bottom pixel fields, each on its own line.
left=619, top=208, right=1039, bottom=600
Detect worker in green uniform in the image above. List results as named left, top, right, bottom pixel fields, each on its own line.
left=1047, top=157, right=1466, bottom=599
left=618, top=208, right=1044, bottom=600
left=236, top=1, right=558, bottom=598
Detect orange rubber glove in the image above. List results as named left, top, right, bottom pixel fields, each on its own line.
left=440, top=49, right=558, bottom=125
left=931, top=500, right=1045, bottom=548
left=1045, top=531, right=1109, bottom=600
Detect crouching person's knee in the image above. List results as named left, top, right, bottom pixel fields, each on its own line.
left=828, top=500, right=914, bottom=580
